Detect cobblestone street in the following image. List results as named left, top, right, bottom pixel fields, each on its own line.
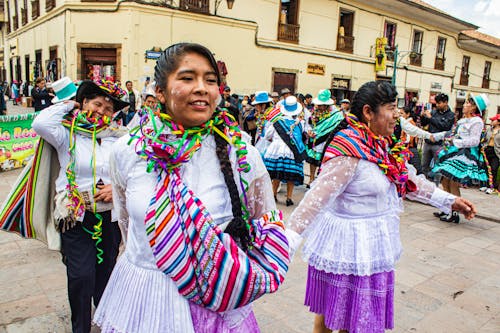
left=0, top=159, right=499, bottom=332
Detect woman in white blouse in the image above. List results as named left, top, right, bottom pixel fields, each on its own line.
left=285, top=81, right=475, bottom=333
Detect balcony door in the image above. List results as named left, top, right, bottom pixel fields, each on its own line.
left=278, top=0, right=300, bottom=43
left=337, top=9, right=354, bottom=53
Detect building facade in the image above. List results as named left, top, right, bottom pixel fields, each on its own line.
left=2, top=0, right=499, bottom=117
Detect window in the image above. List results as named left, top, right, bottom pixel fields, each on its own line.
left=35, top=50, right=43, bottom=79
left=46, top=0, right=56, bottom=11
left=483, top=61, right=491, bottom=89
left=384, top=21, right=397, bottom=61
left=278, top=0, right=300, bottom=43
left=21, top=0, right=28, bottom=25
left=337, top=9, right=354, bottom=53
left=410, top=30, right=423, bottom=66
left=178, top=0, right=209, bottom=14
left=460, top=56, right=470, bottom=86
left=434, top=37, right=446, bottom=70
left=31, top=0, right=40, bottom=19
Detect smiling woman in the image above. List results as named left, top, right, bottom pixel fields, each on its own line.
left=93, top=43, right=291, bottom=333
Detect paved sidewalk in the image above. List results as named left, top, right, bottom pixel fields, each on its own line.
left=1, top=163, right=499, bottom=332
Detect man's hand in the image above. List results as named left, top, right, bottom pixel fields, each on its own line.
left=422, top=110, right=432, bottom=118
left=94, top=184, right=113, bottom=203
left=429, top=134, right=435, bottom=143
left=451, top=197, right=476, bottom=220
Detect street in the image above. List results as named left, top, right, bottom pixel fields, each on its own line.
left=0, top=164, right=499, bottom=332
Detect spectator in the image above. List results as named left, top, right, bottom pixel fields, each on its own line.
left=270, top=91, right=279, bottom=105
left=218, top=85, right=239, bottom=122
left=340, top=98, right=350, bottom=115
left=124, top=80, right=141, bottom=125
left=304, top=93, right=313, bottom=111
left=0, top=84, right=6, bottom=115
left=31, top=78, right=54, bottom=111
left=484, top=114, right=500, bottom=192
left=11, top=80, right=20, bottom=105
left=420, top=93, right=455, bottom=178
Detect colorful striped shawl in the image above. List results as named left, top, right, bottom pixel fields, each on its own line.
left=134, top=111, right=290, bottom=312
left=0, top=139, right=61, bottom=250
left=323, top=114, right=415, bottom=197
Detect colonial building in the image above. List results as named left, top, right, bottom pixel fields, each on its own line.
left=1, top=0, right=499, bottom=117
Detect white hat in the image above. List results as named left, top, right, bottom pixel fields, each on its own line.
left=312, top=89, right=334, bottom=105
left=279, top=96, right=303, bottom=116
left=51, top=77, right=77, bottom=103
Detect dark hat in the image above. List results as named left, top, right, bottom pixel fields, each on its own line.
left=224, top=86, right=231, bottom=92
left=76, top=80, right=129, bottom=111
left=280, top=88, right=291, bottom=95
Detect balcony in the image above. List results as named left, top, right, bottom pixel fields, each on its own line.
left=434, top=56, right=445, bottom=70
left=482, top=77, right=490, bottom=89
left=179, top=0, right=209, bottom=14
left=46, top=0, right=55, bottom=11
left=409, top=52, right=422, bottom=66
left=21, top=8, right=28, bottom=25
left=0, top=1, right=5, bottom=23
left=278, top=23, right=300, bottom=43
left=31, top=0, right=40, bottom=19
left=460, top=72, right=469, bottom=86
left=336, top=34, right=354, bottom=53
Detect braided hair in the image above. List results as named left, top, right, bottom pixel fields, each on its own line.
left=214, top=126, right=252, bottom=251
left=154, top=43, right=250, bottom=250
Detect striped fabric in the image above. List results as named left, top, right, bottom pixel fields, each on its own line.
left=145, top=168, right=290, bottom=312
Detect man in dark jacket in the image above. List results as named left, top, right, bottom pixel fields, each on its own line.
left=32, top=78, right=54, bottom=111
left=420, top=93, right=455, bottom=177
left=218, top=86, right=239, bottom=123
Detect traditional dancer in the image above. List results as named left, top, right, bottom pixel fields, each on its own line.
left=305, top=89, right=343, bottom=186
left=285, top=81, right=475, bottom=333
left=262, top=95, right=306, bottom=206
left=1, top=78, right=128, bottom=333
left=253, top=91, right=276, bottom=155
left=432, top=93, right=490, bottom=223
left=93, top=43, right=289, bottom=333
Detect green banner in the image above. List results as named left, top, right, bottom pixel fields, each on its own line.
left=0, top=113, right=39, bottom=171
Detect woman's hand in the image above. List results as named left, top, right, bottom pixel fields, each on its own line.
left=452, top=197, right=476, bottom=220
left=94, top=184, right=113, bottom=203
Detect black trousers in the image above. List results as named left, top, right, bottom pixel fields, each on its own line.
left=485, top=146, right=499, bottom=187
left=61, top=211, right=121, bottom=333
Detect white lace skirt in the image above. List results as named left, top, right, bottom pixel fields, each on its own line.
left=302, top=210, right=402, bottom=276
left=263, top=140, right=294, bottom=160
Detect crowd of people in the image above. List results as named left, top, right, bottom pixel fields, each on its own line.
left=2, top=41, right=498, bottom=333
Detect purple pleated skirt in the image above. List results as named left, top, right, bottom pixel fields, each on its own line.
left=189, top=302, right=260, bottom=333
left=305, top=265, right=394, bottom=333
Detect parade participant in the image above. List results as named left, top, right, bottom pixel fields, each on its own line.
left=285, top=81, right=475, bottom=333
left=305, top=89, right=343, bottom=186
left=14, top=78, right=127, bottom=333
left=432, top=93, right=490, bottom=223
left=263, top=95, right=306, bottom=206
left=339, top=98, right=350, bottom=116
left=93, top=42, right=289, bottom=333
left=484, top=114, right=500, bottom=192
left=252, top=91, right=274, bottom=154
left=270, top=91, right=280, bottom=105
left=32, top=78, right=54, bottom=111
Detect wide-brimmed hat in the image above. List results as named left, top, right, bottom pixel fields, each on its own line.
left=470, top=93, right=489, bottom=114
left=312, top=89, right=334, bottom=105
left=270, top=91, right=279, bottom=98
left=252, top=91, right=272, bottom=105
left=279, top=96, right=303, bottom=116
left=280, top=88, right=291, bottom=96
left=51, top=77, right=78, bottom=103
left=340, top=98, right=350, bottom=104
left=76, top=80, right=129, bottom=111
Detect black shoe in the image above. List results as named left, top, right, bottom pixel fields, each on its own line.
left=440, top=211, right=460, bottom=223
left=274, top=195, right=277, bottom=202
left=306, top=184, right=310, bottom=189
left=286, top=198, right=294, bottom=206
left=433, top=211, right=447, bottom=218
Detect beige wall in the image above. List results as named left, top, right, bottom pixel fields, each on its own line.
left=4, top=0, right=499, bottom=117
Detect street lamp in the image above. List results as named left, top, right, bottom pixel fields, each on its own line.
left=215, top=0, right=235, bottom=15
left=385, top=45, right=414, bottom=86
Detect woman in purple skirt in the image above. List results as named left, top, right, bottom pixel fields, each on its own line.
left=286, top=81, right=476, bottom=333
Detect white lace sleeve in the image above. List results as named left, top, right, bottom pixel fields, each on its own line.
left=110, top=141, right=130, bottom=243
left=400, top=117, right=432, bottom=140
left=453, top=120, right=483, bottom=148
left=405, top=164, right=455, bottom=214
left=287, top=156, right=358, bottom=235
left=246, top=172, right=277, bottom=220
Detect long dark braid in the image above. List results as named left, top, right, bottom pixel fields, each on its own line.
left=214, top=126, right=252, bottom=251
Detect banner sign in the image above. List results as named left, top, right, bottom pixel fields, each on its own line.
left=0, top=113, right=39, bottom=172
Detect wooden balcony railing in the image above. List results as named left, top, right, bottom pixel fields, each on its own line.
left=21, top=8, right=27, bottom=25
left=434, top=57, right=445, bottom=71
left=46, top=0, right=56, bottom=11
left=386, top=48, right=395, bottom=62
left=482, top=77, right=490, bottom=89
left=409, top=52, right=422, bottom=66
left=31, top=0, right=40, bottom=19
left=278, top=23, right=300, bottom=43
left=179, top=0, right=209, bottom=14
left=459, top=72, right=469, bottom=86
left=336, top=34, right=354, bottom=53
